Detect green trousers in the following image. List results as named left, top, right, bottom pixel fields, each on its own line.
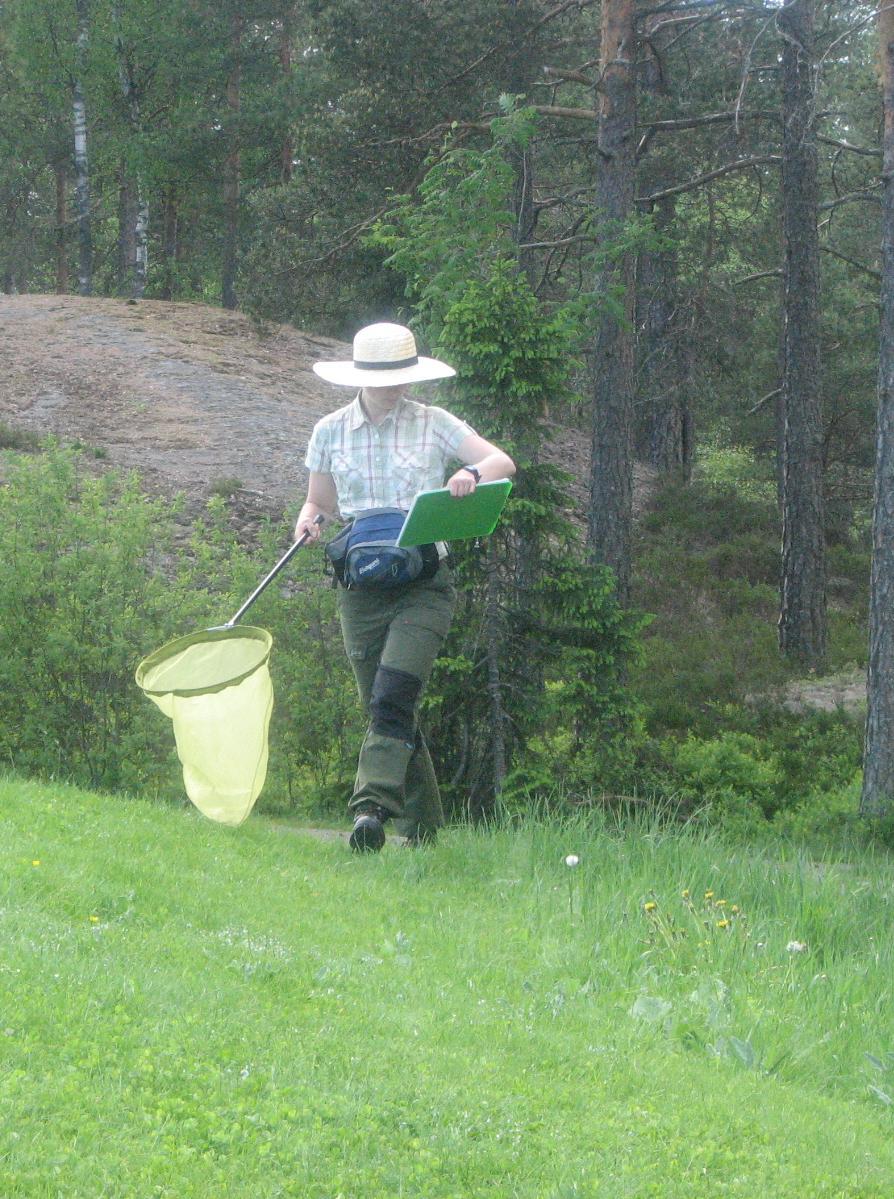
left=336, top=564, right=456, bottom=838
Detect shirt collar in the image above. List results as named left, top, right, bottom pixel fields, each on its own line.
left=348, top=391, right=407, bottom=430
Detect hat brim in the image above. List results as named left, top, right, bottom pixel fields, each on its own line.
left=313, top=357, right=456, bottom=387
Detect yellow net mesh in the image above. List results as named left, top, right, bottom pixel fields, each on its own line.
left=136, top=627, right=274, bottom=825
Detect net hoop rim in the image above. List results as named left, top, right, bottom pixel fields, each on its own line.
left=135, top=625, right=273, bottom=699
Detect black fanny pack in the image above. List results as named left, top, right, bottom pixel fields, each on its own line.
left=325, top=508, right=438, bottom=589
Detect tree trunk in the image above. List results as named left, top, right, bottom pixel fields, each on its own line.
left=72, top=0, right=92, bottom=296
left=861, top=4, right=894, bottom=817
left=484, top=540, right=507, bottom=802
left=113, top=4, right=148, bottom=299
left=588, top=0, right=636, bottom=603
left=637, top=196, right=692, bottom=477
left=133, top=189, right=149, bottom=298
left=118, top=166, right=137, bottom=293
left=222, top=12, right=243, bottom=310
left=55, top=163, right=69, bottom=294
left=777, top=0, right=827, bottom=667
left=279, top=11, right=294, bottom=184
left=159, top=188, right=179, bottom=300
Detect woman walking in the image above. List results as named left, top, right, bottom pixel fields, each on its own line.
left=296, top=322, right=515, bottom=851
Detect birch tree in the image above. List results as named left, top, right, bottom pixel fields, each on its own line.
left=72, top=0, right=92, bottom=295
left=112, top=1, right=149, bottom=299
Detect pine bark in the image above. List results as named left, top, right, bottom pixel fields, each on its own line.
left=484, top=540, right=507, bottom=800
left=55, top=163, right=69, bottom=294
left=777, top=0, right=827, bottom=667
left=280, top=11, right=294, bottom=184
left=222, top=12, right=243, bottom=310
left=588, top=0, right=636, bottom=603
left=637, top=196, right=692, bottom=478
left=159, top=189, right=179, bottom=301
left=861, top=4, right=894, bottom=817
left=72, top=0, right=92, bottom=296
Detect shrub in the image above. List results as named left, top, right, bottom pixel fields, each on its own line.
left=0, top=447, right=215, bottom=795
left=667, top=731, right=784, bottom=831
left=0, top=447, right=361, bottom=813
left=695, top=441, right=776, bottom=506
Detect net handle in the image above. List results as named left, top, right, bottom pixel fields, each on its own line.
left=223, top=514, right=325, bottom=628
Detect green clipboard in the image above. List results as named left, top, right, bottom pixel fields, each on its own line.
left=397, top=479, right=513, bottom=547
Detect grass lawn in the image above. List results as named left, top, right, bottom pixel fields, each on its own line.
left=1, top=776, right=893, bottom=1197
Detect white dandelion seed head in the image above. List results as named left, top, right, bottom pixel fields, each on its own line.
left=564, top=854, right=580, bottom=868
left=786, top=939, right=807, bottom=954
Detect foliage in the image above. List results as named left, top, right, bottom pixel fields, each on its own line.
left=0, top=445, right=203, bottom=793
left=370, top=125, right=646, bottom=812
left=0, top=445, right=359, bottom=811
left=666, top=731, right=784, bottom=832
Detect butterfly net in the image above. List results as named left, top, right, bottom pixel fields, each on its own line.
left=135, top=626, right=274, bottom=826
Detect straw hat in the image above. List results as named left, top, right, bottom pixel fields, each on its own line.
left=313, top=322, right=456, bottom=387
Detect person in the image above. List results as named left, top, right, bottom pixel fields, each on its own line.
left=295, top=322, right=515, bottom=852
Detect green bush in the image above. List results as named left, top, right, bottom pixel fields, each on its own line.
left=666, top=731, right=784, bottom=831
left=239, top=524, right=364, bottom=816
left=771, top=775, right=866, bottom=847
left=695, top=442, right=777, bottom=506
left=0, top=447, right=361, bottom=813
left=0, top=447, right=212, bottom=795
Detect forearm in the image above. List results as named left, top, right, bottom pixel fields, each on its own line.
left=296, top=498, right=326, bottom=525
left=473, top=450, right=516, bottom=482
left=295, top=471, right=338, bottom=541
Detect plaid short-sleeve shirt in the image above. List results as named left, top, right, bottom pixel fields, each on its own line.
left=305, top=394, right=475, bottom=518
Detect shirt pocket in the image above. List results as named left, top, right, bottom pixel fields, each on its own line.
left=392, top=441, right=446, bottom=501
left=329, top=449, right=365, bottom=508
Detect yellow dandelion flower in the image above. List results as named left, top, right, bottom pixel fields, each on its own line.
left=31, top=860, right=41, bottom=867
left=715, top=899, right=727, bottom=907
left=89, top=915, right=100, bottom=924
left=716, top=919, right=730, bottom=929
left=644, top=901, right=658, bottom=912
left=681, top=889, right=690, bottom=899
left=731, top=905, right=740, bottom=913
left=704, top=890, right=714, bottom=900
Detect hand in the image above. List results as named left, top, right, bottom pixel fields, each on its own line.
left=295, top=513, right=324, bottom=542
left=446, top=468, right=477, bottom=498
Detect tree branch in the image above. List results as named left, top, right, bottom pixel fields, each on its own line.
left=734, top=268, right=782, bottom=284
left=820, top=244, right=881, bottom=281
left=542, top=65, right=595, bottom=86
left=431, top=0, right=599, bottom=96
left=819, top=188, right=882, bottom=213
left=817, top=134, right=881, bottom=158
left=746, top=387, right=782, bottom=416
left=534, top=104, right=597, bottom=121
left=638, top=108, right=778, bottom=133
left=637, top=155, right=781, bottom=203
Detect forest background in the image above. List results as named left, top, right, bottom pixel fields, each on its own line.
left=1, top=0, right=893, bottom=845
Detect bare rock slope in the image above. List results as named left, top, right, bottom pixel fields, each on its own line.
left=1, top=294, right=348, bottom=518
left=0, top=294, right=651, bottom=525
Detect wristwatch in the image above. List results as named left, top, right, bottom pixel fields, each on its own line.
left=460, top=464, right=481, bottom=484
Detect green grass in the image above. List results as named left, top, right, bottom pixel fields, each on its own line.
left=2, top=777, right=893, bottom=1197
